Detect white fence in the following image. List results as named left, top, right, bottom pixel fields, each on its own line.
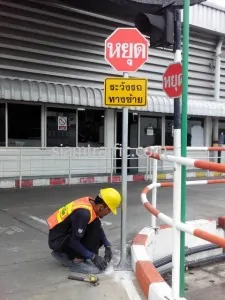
left=0, top=146, right=224, bottom=180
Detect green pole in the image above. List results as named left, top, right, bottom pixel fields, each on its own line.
left=180, top=0, right=190, bottom=297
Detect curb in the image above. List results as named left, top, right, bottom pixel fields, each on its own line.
left=131, top=226, right=172, bottom=300
left=0, top=174, right=146, bottom=189
left=131, top=219, right=225, bottom=300
left=0, top=170, right=224, bottom=189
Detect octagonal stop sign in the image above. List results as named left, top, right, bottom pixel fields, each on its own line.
left=105, top=28, right=149, bottom=72
left=163, top=62, right=182, bottom=98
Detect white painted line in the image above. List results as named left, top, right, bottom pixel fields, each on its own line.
left=28, top=215, right=47, bottom=225
left=118, top=271, right=143, bottom=300
left=101, top=221, right=112, bottom=226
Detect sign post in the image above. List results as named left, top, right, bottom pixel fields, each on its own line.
left=121, top=71, right=129, bottom=269
left=163, top=25, right=183, bottom=298
left=104, top=27, right=149, bottom=268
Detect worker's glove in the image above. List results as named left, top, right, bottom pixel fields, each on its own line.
left=104, top=246, right=112, bottom=263
left=92, top=255, right=108, bottom=271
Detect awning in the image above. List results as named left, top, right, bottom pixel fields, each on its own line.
left=1, top=78, right=225, bottom=117
left=0, top=78, right=103, bottom=108
left=144, top=95, right=225, bottom=117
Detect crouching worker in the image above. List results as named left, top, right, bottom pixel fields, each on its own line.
left=47, top=188, right=121, bottom=274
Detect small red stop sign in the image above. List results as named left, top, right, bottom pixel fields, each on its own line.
left=163, top=62, right=182, bottom=98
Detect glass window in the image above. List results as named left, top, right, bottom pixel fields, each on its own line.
left=0, top=103, right=5, bottom=146
left=165, top=116, right=204, bottom=146
left=8, top=103, right=41, bottom=147
left=139, top=116, right=162, bottom=147
left=47, top=107, right=76, bottom=147
left=219, top=120, right=225, bottom=144
left=78, top=109, right=104, bottom=147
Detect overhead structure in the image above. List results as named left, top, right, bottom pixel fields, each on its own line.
left=45, top=0, right=207, bottom=22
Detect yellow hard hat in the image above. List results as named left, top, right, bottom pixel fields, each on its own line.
left=99, top=188, right=121, bottom=215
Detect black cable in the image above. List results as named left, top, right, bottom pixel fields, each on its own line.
left=160, top=253, right=225, bottom=277
left=154, top=243, right=220, bottom=268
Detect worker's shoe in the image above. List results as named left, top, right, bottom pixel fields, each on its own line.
left=51, top=251, right=100, bottom=274
left=51, top=251, right=74, bottom=268
left=69, top=259, right=100, bottom=274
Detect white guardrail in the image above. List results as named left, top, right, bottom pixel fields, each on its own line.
left=0, top=146, right=224, bottom=180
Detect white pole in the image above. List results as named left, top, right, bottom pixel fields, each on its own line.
left=119, top=71, right=129, bottom=268
left=151, top=158, right=158, bottom=228
left=172, top=47, right=182, bottom=299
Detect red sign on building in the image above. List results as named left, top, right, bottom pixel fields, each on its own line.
left=163, top=62, right=182, bottom=98
left=105, top=28, right=149, bottom=72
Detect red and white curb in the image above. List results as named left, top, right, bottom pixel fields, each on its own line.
left=131, top=218, right=225, bottom=300
left=0, top=170, right=224, bottom=189
left=131, top=226, right=173, bottom=300
left=0, top=174, right=146, bottom=189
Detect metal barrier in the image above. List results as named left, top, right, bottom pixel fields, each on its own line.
left=148, top=146, right=225, bottom=180
left=141, top=146, right=225, bottom=299
left=0, top=146, right=224, bottom=182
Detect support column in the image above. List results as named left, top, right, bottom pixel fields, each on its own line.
left=5, top=102, right=8, bottom=147
left=161, top=115, right=165, bottom=146
left=41, top=105, right=46, bottom=147
left=205, top=116, right=212, bottom=147
left=213, top=118, right=219, bottom=146
left=213, top=118, right=219, bottom=162
left=104, top=109, right=115, bottom=149
left=213, top=38, right=223, bottom=160
left=104, top=108, right=116, bottom=176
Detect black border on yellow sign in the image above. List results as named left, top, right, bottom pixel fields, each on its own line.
left=104, top=77, right=148, bottom=107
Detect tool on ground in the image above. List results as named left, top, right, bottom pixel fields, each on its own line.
left=68, top=274, right=100, bottom=286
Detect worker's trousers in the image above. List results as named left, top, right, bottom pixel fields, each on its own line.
left=63, top=218, right=103, bottom=260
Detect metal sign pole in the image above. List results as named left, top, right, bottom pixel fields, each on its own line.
left=119, top=71, right=129, bottom=268
left=104, top=27, right=148, bottom=269
left=172, top=9, right=182, bottom=299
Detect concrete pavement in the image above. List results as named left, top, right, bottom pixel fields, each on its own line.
left=0, top=209, right=144, bottom=300
left=1, top=181, right=225, bottom=299
left=1, top=181, right=225, bottom=244
left=185, top=262, right=225, bottom=300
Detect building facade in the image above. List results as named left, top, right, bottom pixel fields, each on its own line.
left=0, top=0, right=225, bottom=180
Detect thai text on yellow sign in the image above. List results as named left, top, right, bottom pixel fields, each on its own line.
left=104, top=78, right=147, bottom=107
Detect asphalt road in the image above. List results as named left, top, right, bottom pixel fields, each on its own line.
left=1, top=181, right=225, bottom=300
left=1, top=181, right=225, bottom=246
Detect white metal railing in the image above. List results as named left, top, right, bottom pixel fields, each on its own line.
left=148, top=146, right=225, bottom=180
left=141, top=146, right=225, bottom=300
left=0, top=147, right=150, bottom=181
left=0, top=146, right=224, bottom=182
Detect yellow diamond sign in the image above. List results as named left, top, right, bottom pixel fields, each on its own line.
left=104, top=78, right=147, bottom=107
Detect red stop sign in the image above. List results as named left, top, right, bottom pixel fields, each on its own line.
left=105, top=28, right=149, bottom=72
left=163, top=62, right=182, bottom=98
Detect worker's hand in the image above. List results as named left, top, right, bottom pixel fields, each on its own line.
left=104, top=246, right=112, bottom=263
left=92, top=255, right=108, bottom=271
